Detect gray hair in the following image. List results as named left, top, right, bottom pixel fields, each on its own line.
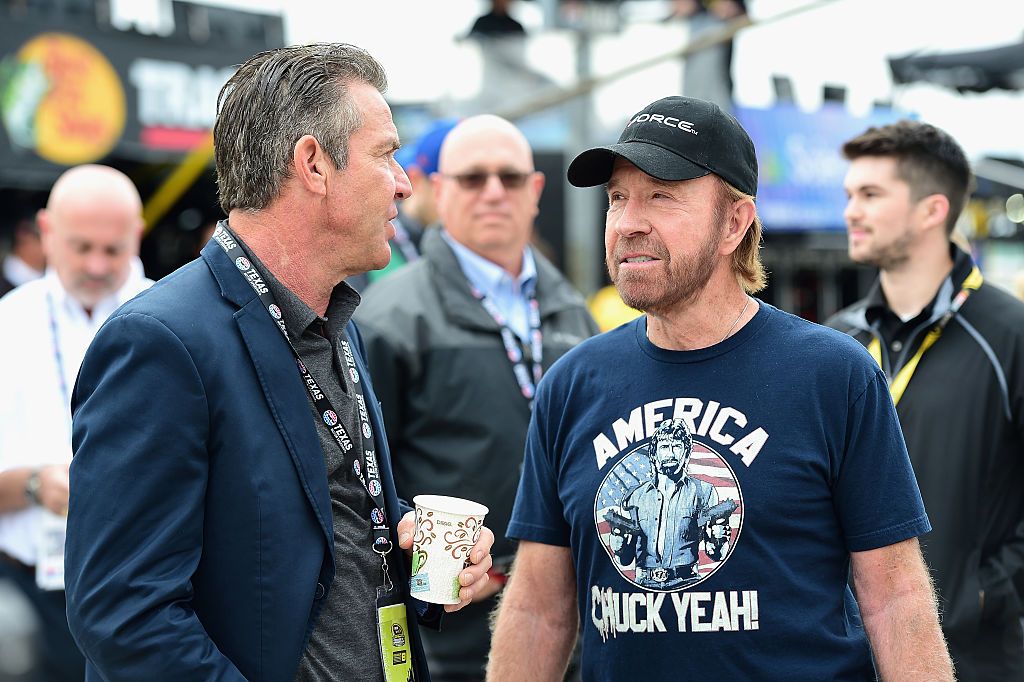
left=214, top=43, right=388, bottom=213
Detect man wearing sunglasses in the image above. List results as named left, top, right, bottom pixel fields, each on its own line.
left=356, top=115, right=597, bottom=681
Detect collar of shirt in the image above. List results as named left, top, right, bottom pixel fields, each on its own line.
left=441, top=229, right=537, bottom=341
left=44, top=268, right=144, bottom=327
left=864, top=243, right=975, bottom=350
left=222, top=223, right=360, bottom=341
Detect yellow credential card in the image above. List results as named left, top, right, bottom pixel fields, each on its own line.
left=377, top=602, right=415, bottom=682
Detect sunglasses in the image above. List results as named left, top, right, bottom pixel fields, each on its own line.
left=443, top=170, right=531, bottom=191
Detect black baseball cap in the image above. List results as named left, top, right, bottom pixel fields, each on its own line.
left=567, top=96, right=758, bottom=197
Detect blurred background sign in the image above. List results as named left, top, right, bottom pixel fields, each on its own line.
left=736, top=103, right=902, bottom=230
left=0, top=1, right=283, bottom=189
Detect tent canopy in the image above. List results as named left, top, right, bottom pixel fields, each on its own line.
left=890, top=41, right=1024, bottom=93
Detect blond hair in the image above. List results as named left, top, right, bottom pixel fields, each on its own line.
left=716, top=178, right=767, bottom=293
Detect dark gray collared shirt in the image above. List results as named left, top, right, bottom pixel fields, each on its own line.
left=226, top=226, right=384, bottom=682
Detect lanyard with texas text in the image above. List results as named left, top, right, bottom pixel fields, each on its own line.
left=470, top=285, right=543, bottom=405
left=212, top=226, right=395, bottom=574
left=869, top=266, right=983, bottom=406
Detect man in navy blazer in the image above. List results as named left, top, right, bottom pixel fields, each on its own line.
left=65, top=43, right=494, bottom=681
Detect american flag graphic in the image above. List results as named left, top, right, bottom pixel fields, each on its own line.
left=594, top=441, right=744, bottom=587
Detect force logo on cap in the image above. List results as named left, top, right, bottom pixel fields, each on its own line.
left=626, top=113, right=698, bottom=136
left=567, top=95, right=758, bottom=198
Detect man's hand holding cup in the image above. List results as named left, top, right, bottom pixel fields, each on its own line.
left=397, top=495, right=493, bottom=613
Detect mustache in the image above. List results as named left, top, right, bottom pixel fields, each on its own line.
left=74, top=275, right=116, bottom=287
left=610, top=236, right=670, bottom=263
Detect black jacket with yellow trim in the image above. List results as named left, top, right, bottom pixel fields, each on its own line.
left=828, top=246, right=1024, bottom=681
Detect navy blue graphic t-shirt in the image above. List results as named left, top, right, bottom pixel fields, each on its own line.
left=508, top=301, right=930, bottom=681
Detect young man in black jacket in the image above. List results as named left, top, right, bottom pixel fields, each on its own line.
left=828, top=120, right=1024, bottom=681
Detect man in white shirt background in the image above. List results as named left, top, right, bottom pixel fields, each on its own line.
left=0, top=164, right=150, bottom=681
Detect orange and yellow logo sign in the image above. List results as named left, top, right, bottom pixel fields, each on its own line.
left=0, top=33, right=125, bottom=165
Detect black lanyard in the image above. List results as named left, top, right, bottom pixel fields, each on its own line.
left=469, top=284, right=543, bottom=405
left=213, top=226, right=394, bottom=568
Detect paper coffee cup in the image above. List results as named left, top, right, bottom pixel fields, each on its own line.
left=409, top=495, right=489, bottom=605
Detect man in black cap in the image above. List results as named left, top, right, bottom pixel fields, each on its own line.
left=488, top=96, right=954, bottom=680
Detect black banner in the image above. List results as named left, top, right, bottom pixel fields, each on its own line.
left=0, top=13, right=281, bottom=188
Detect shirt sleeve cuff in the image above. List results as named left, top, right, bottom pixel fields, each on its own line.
left=846, top=514, right=931, bottom=553
left=506, top=520, right=571, bottom=547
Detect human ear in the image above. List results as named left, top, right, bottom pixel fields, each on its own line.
left=722, top=199, right=755, bottom=255
left=921, top=194, right=951, bottom=233
left=293, top=135, right=329, bottom=196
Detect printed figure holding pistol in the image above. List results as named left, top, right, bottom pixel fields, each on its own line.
left=607, top=418, right=736, bottom=588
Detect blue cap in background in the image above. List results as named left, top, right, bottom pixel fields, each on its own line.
left=397, top=118, right=459, bottom=175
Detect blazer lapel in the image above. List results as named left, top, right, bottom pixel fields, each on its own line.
left=202, top=239, right=334, bottom=550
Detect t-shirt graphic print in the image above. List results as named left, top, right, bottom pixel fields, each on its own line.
left=595, top=418, right=743, bottom=594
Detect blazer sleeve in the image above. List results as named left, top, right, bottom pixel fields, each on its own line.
left=66, top=312, right=246, bottom=681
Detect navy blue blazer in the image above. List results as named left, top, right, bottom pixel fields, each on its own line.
left=66, top=239, right=437, bottom=681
